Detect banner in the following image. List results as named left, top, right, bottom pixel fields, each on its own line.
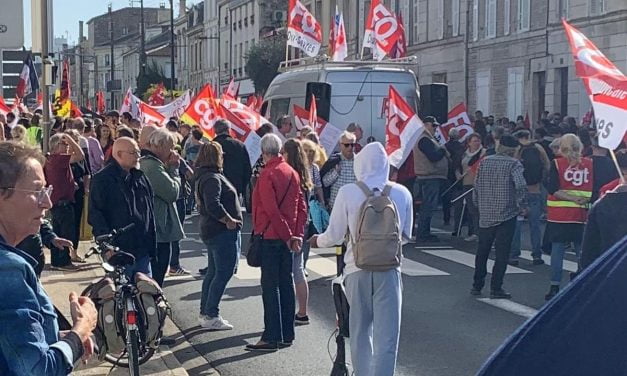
left=433, top=102, right=474, bottom=144
left=563, top=20, right=627, bottom=150
left=180, top=84, right=224, bottom=137
left=120, top=88, right=143, bottom=119
left=121, top=88, right=191, bottom=126
left=385, top=85, right=424, bottom=168
left=155, top=90, right=191, bottom=120
left=287, top=0, right=322, bottom=57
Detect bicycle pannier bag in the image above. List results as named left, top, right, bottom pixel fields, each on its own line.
left=86, top=277, right=125, bottom=358
left=135, top=272, right=170, bottom=349
left=352, top=182, right=402, bottom=271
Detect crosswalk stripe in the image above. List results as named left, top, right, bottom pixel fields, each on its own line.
left=422, top=250, right=532, bottom=274
left=477, top=298, right=538, bottom=318
left=519, top=251, right=578, bottom=272
left=402, top=258, right=449, bottom=276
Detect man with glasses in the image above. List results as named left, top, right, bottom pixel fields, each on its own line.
left=321, top=131, right=357, bottom=210
left=89, top=137, right=156, bottom=279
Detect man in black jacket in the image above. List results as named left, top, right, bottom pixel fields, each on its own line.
left=89, top=137, right=156, bottom=278
left=212, top=119, right=252, bottom=196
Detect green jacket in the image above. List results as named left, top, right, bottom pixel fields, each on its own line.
left=139, top=153, right=184, bottom=243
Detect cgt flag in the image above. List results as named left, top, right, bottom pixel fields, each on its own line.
left=563, top=19, right=627, bottom=150
left=434, top=102, right=475, bottom=144
left=16, top=54, right=39, bottom=98
left=287, top=0, right=322, bottom=57
left=181, top=84, right=224, bottom=138
left=385, top=85, right=424, bottom=168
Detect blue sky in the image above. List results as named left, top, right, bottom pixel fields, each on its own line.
left=23, top=0, right=201, bottom=48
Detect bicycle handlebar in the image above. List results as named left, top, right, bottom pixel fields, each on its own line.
left=85, top=224, right=136, bottom=259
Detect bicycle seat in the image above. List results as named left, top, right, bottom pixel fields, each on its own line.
left=107, top=251, right=136, bottom=267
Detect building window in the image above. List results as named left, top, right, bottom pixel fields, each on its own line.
left=105, top=54, right=110, bottom=66
left=433, top=72, right=447, bottom=84
left=558, top=0, right=569, bottom=19
left=472, top=0, right=479, bottom=41
left=412, top=1, right=419, bottom=43
left=486, top=0, right=497, bottom=38
left=251, top=14, right=254, bottom=25
left=517, top=0, right=530, bottom=32
left=589, top=0, right=604, bottom=16
left=507, top=67, right=524, bottom=119
left=476, top=69, right=491, bottom=114
left=452, top=0, right=460, bottom=37
left=224, top=15, right=228, bottom=25
left=504, top=0, right=510, bottom=35
left=438, top=0, right=444, bottom=39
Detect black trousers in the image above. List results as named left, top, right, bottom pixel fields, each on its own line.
left=50, top=204, right=75, bottom=267
left=151, top=242, right=172, bottom=286
left=473, top=217, right=517, bottom=291
left=72, top=188, right=85, bottom=249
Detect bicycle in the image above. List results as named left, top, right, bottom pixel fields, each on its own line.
left=81, top=224, right=156, bottom=375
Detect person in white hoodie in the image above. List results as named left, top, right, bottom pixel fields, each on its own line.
left=309, top=142, right=413, bottom=376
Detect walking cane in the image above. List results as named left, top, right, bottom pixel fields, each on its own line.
left=451, top=188, right=474, bottom=237
left=331, top=245, right=349, bottom=376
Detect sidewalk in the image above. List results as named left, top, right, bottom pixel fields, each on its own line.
left=41, top=242, right=219, bottom=376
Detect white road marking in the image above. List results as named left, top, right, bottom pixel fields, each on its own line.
left=180, top=238, right=204, bottom=245
left=402, top=258, right=450, bottom=276
left=414, top=245, right=454, bottom=249
left=519, top=251, right=578, bottom=272
left=422, top=250, right=532, bottom=274
left=477, top=298, right=538, bottom=319
left=234, top=248, right=338, bottom=280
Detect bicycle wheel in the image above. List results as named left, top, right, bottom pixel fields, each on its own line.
left=127, top=329, right=140, bottom=376
left=103, top=344, right=155, bottom=368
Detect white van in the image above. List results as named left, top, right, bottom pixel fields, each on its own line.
left=261, top=56, right=420, bottom=144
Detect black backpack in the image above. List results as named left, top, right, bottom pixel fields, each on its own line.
left=519, top=144, right=544, bottom=185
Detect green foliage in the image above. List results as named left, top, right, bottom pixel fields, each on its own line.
left=245, top=34, right=287, bottom=94
left=135, top=61, right=169, bottom=99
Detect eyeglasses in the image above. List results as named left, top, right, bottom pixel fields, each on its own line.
left=1, top=186, right=53, bottom=204
left=122, top=150, right=142, bottom=157
left=341, top=143, right=355, bottom=148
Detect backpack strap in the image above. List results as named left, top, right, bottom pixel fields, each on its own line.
left=355, top=181, right=373, bottom=197
left=382, top=184, right=393, bottom=196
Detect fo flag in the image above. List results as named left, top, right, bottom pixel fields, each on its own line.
left=363, top=0, right=403, bottom=61
left=434, top=103, right=474, bottom=145
left=287, top=0, right=322, bottom=57
left=16, top=54, right=39, bottom=98
left=385, top=86, right=424, bottom=168
left=563, top=19, right=627, bottom=150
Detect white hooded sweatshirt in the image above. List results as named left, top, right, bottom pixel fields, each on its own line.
left=316, top=142, right=414, bottom=276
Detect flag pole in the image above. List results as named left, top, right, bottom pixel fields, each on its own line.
left=285, top=44, right=289, bottom=66
left=609, top=149, right=626, bottom=184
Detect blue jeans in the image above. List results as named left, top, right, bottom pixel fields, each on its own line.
left=124, top=255, right=152, bottom=281
left=415, top=178, right=443, bottom=238
left=260, top=240, right=295, bottom=343
left=550, top=241, right=581, bottom=285
left=510, top=192, right=543, bottom=260
left=344, top=270, right=403, bottom=376
left=200, top=230, right=239, bottom=317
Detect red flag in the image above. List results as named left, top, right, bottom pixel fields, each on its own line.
left=287, top=0, right=322, bottom=57
left=469, top=155, right=485, bottom=175
left=434, top=103, right=474, bottom=144
left=0, top=97, right=11, bottom=116
left=332, top=9, right=347, bottom=61
left=60, top=59, right=71, bottom=102
left=308, top=94, right=318, bottom=130
left=254, top=94, right=264, bottom=112
left=224, top=78, right=240, bottom=99
left=96, top=91, right=106, bottom=114
left=181, top=84, right=224, bottom=137
left=293, top=103, right=327, bottom=131
left=148, top=83, right=166, bottom=106
left=389, top=13, right=407, bottom=59
left=37, top=92, right=43, bottom=106
left=523, top=112, right=530, bottom=128
left=246, top=95, right=258, bottom=111
left=328, top=6, right=336, bottom=56
left=372, top=4, right=403, bottom=60
left=385, top=86, right=425, bottom=168
left=70, top=102, right=83, bottom=118
left=362, top=0, right=381, bottom=51
left=139, top=102, right=166, bottom=126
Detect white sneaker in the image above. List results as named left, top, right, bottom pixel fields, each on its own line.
left=464, top=235, right=479, bottom=242
left=200, top=316, right=233, bottom=330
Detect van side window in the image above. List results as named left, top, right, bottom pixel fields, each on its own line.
left=269, top=98, right=290, bottom=125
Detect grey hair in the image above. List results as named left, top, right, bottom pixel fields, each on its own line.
left=346, top=123, right=362, bottom=132
left=49, top=133, right=64, bottom=151
left=339, top=130, right=357, bottom=142
left=146, top=128, right=177, bottom=151
left=448, top=128, right=460, bottom=141
left=213, top=119, right=230, bottom=135
left=261, top=133, right=282, bottom=156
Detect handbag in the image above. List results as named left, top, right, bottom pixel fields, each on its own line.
left=247, top=174, right=293, bottom=267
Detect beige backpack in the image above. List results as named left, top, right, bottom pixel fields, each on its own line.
left=351, top=181, right=402, bottom=271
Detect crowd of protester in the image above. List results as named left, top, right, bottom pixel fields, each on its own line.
left=0, top=102, right=626, bottom=375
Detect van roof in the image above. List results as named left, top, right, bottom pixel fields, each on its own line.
left=279, top=55, right=417, bottom=74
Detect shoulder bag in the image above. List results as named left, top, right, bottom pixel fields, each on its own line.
left=247, top=173, right=294, bottom=267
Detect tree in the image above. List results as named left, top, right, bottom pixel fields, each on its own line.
left=135, top=60, right=169, bottom=99
left=245, top=33, right=287, bottom=94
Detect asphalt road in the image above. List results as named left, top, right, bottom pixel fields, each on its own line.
left=163, top=211, right=576, bottom=376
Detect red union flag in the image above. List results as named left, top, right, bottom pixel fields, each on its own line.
left=308, top=94, right=318, bottom=130
left=287, top=0, right=322, bottom=57
left=434, top=103, right=474, bottom=144
left=362, top=0, right=381, bottom=52
left=385, top=86, right=424, bottom=168
left=181, top=84, right=224, bottom=137
left=363, top=1, right=402, bottom=61
left=148, top=83, right=166, bottom=106
left=563, top=19, right=627, bottom=150
left=220, top=99, right=268, bottom=166
left=139, top=102, right=166, bottom=126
